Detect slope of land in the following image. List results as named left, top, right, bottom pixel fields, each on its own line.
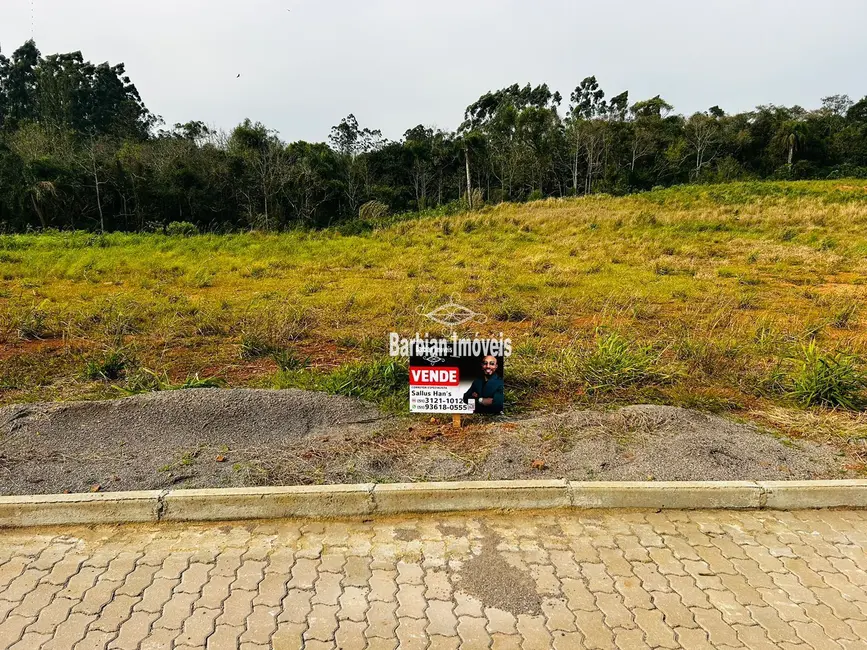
left=1, top=180, right=867, bottom=474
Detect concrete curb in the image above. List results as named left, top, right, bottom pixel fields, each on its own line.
left=374, top=480, right=571, bottom=514
left=1, top=480, right=865, bottom=528
left=568, top=481, right=764, bottom=510
left=161, top=484, right=375, bottom=522
left=0, top=491, right=164, bottom=528
left=758, top=480, right=867, bottom=510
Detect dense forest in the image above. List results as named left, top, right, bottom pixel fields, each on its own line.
left=1, top=40, right=867, bottom=233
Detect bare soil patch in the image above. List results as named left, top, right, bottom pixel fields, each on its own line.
left=0, top=389, right=852, bottom=495
left=451, top=522, right=542, bottom=615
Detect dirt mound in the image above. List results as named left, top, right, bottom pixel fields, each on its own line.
left=0, top=389, right=386, bottom=495
left=481, top=405, right=846, bottom=482
left=0, top=394, right=851, bottom=496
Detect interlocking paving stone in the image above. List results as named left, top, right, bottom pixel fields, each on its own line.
left=0, top=509, right=865, bottom=648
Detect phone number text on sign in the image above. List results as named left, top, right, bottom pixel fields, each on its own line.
left=409, top=367, right=473, bottom=414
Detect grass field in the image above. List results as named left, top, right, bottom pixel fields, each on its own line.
left=2, top=180, right=867, bottom=468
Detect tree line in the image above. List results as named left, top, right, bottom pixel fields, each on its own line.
left=2, top=40, right=867, bottom=233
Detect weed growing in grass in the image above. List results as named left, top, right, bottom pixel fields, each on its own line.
left=174, top=374, right=227, bottom=389
left=190, top=268, right=215, bottom=288
left=787, top=341, right=866, bottom=409
left=239, top=335, right=278, bottom=359
left=541, top=420, right=575, bottom=452
left=271, top=368, right=319, bottom=392
left=752, top=322, right=786, bottom=356
left=301, top=280, right=325, bottom=295
left=747, top=358, right=788, bottom=398
left=191, top=306, right=229, bottom=336
left=802, top=321, right=826, bottom=341
left=494, top=299, right=531, bottom=322
left=669, top=387, right=743, bottom=413
left=654, top=261, right=694, bottom=276
left=82, top=297, right=144, bottom=339
left=551, top=346, right=585, bottom=387
left=737, top=291, right=760, bottom=310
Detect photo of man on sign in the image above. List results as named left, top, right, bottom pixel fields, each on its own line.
left=407, top=340, right=505, bottom=415
left=462, top=355, right=504, bottom=415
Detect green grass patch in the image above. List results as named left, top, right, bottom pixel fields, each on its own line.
left=786, top=342, right=867, bottom=410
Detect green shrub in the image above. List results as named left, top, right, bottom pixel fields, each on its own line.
left=166, top=221, right=199, bottom=237
left=787, top=342, right=866, bottom=409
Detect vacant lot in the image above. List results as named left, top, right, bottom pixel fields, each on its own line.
left=0, top=391, right=851, bottom=494
left=2, top=180, right=867, bottom=472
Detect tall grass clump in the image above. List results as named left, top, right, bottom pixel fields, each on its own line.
left=83, top=348, right=131, bottom=381
left=831, top=300, right=859, bottom=329
left=274, top=357, right=407, bottom=411
left=3, top=300, right=58, bottom=341
left=271, top=348, right=310, bottom=372
left=240, top=304, right=313, bottom=358
left=583, top=332, right=664, bottom=393
left=323, top=358, right=408, bottom=411
left=119, top=368, right=226, bottom=394
left=787, top=341, right=866, bottom=410
left=165, top=221, right=199, bottom=237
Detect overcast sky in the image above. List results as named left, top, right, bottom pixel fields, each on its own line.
left=3, top=0, right=866, bottom=142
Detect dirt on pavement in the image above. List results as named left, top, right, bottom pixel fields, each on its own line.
left=452, top=522, right=543, bottom=615
left=0, top=389, right=853, bottom=495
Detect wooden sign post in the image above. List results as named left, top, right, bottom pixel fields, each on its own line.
left=452, top=414, right=462, bottom=429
